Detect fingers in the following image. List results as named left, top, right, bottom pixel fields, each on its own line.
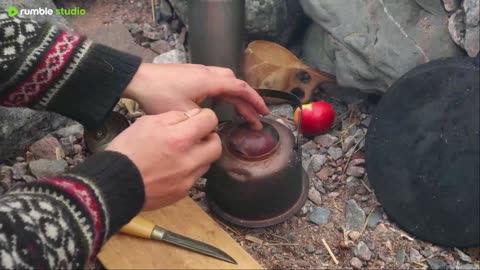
left=186, top=132, right=222, bottom=167
left=191, top=165, right=210, bottom=183
left=206, top=66, right=236, bottom=78
left=205, top=76, right=270, bottom=116
left=172, top=108, right=219, bottom=142
left=150, top=108, right=201, bottom=125
left=222, top=97, right=263, bottom=130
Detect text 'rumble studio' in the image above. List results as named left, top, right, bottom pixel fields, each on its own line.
left=7, top=7, right=87, bottom=17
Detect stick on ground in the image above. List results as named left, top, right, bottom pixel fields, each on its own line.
left=322, top=238, right=339, bottom=265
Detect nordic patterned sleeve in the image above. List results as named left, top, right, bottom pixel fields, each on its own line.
left=0, top=8, right=146, bottom=269
left=0, top=9, right=142, bottom=129
left=0, top=151, right=145, bottom=269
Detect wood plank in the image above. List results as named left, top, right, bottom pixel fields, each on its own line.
left=98, top=198, right=262, bottom=269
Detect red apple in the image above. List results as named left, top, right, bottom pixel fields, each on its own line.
left=294, top=101, right=335, bottom=136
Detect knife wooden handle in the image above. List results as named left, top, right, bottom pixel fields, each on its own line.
left=120, top=216, right=156, bottom=239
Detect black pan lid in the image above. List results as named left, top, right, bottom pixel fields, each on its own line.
left=365, top=56, right=479, bottom=247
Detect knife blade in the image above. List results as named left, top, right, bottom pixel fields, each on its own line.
left=120, top=216, right=237, bottom=264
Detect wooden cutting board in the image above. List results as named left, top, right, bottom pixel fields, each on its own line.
left=98, top=198, right=262, bottom=269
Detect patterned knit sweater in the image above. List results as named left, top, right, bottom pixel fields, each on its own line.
left=0, top=9, right=145, bottom=269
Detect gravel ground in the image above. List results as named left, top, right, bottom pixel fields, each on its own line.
left=1, top=1, right=479, bottom=269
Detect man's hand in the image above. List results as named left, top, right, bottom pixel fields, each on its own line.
left=106, top=108, right=221, bottom=210
left=122, top=63, right=270, bottom=130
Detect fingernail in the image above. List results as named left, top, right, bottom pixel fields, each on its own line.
left=185, top=108, right=201, bottom=117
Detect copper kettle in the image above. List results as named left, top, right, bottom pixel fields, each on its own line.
left=205, top=89, right=309, bottom=228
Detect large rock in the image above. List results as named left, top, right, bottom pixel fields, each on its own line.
left=447, top=0, right=479, bottom=57
left=0, top=108, right=69, bottom=161
left=169, top=0, right=306, bottom=45
left=81, top=23, right=157, bottom=63
left=463, top=0, right=479, bottom=57
left=416, top=0, right=447, bottom=16
left=300, top=0, right=464, bottom=92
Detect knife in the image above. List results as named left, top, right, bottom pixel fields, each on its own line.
left=120, top=216, right=237, bottom=264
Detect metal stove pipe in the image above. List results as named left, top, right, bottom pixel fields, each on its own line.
left=188, top=0, right=246, bottom=121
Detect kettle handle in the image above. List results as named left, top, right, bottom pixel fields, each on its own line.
left=256, top=89, right=303, bottom=149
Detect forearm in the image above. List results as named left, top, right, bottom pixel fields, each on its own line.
left=0, top=9, right=141, bottom=129
left=0, top=151, right=145, bottom=269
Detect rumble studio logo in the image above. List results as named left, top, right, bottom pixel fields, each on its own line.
left=8, top=6, right=18, bottom=17
left=7, top=6, right=86, bottom=17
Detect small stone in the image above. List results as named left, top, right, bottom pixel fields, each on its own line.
left=302, top=156, right=313, bottom=173
left=29, top=135, right=63, bottom=160
left=0, top=166, right=12, bottom=180
left=157, top=0, right=173, bottom=21
left=443, top=0, right=461, bottom=12
left=342, top=136, right=355, bottom=152
left=11, top=162, right=28, bottom=180
left=126, top=23, right=142, bottom=34
left=22, top=175, right=37, bottom=183
left=294, top=259, right=309, bottom=268
left=367, top=208, right=382, bottom=228
left=298, top=204, right=310, bottom=216
left=305, top=244, right=316, bottom=254
left=143, top=22, right=153, bottom=32
left=361, top=116, right=371, bottom=127
left=54, top=124, right=84, bottom=139
left=350, top=257, right=363, bottom=269
left=141, top=42, right=151, bottom=48
left=16, top=157, right=25, bottom=162
left=347, top=166, right=365, bottom=177
left=349, top=230, right=361, bottom=241
left=309, top=207, right=331, bottom=225
left=455, top=248, right=473, bottom=263
left=314, top=134, right=338, bottom=147
left=345, top=199, right=366, bottom=231
left=60, top=137, right=75, bottom=156
left=29, top=159, right=68, bottom=179
left=308, top=188, right=322, bottom=205
left=350, top=159, right=366, bottom=166
left=268, top=104, right=293, bottom=118
left=426, top=257, right=447, bottom=270
left=73, top=144, right=83, bottom=155
left=328, top=192, right=340, bottom=198
left=0, top=166, right=13, bottom=190
left=143, top=30, right=163, bottom=40
left=373, top=224, right=389, bottom=237
left=314, top=181, right=326, bottom=194
left=150, top=39, right=172, bottom=54
left=328, top=147, right=343, bottom=160
left=316, top=166, right=334, bottom=181
left=379, top=252, right=394, bottom=263
left=354, top=241, right=372, bottom=261
left=463, top=0, right=480, bottom=57
left=448, top=9, right=466, bottom=48
left=457, top=264, right=480, bottom=270
left=153, top=49, right=187, bottom=64
left=385, top=240, right=393, bottom=252
left=420, top=246, right=434, bottom=258
left=353, top=129, right=365, bottom=145
left=302, top=140, right=318, bottom=155
left=310, top=154, right=326, bottom=172
left=409, top=248, right=423, bottom=263
left=396, top=249, right=406, bottom=265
